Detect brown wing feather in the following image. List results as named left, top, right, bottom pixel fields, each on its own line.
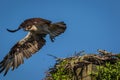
left=0, top=32, right=46, bottom=76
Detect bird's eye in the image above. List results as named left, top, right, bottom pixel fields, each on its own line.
left=27, top=26, right=32, bottom=29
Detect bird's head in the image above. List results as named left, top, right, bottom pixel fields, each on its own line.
left=6, top=18, right=50, bottom=33
left=21, top=25, right=37, bottom=31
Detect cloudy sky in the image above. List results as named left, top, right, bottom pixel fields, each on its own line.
left=0, top=0, right=120, bottom=80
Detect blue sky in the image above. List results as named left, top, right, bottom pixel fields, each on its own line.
left=0, top=0, right=120, bottom=80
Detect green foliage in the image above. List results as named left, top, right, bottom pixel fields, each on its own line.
left=91, top=62, right=120, bottom=80
left=51, top=60, right=73, bottom=80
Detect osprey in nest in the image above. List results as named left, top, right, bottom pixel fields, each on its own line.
left=0, top=18, right=66, bottom=76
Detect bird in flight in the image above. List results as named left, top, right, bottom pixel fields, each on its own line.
left=0, top=18, right=66, bottom=76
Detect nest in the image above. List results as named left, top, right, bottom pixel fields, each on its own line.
left=44, top=49, right=120, bottom=80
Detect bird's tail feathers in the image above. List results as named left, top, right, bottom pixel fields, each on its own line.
left=49, top=22, right=66, bottom=42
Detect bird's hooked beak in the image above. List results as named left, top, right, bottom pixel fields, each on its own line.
left=7, top=27, right=21, bottom=33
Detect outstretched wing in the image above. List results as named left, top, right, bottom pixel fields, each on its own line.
left=49, top=22, right=66, bottom=42
left=0, top=32, right=46, bottom=76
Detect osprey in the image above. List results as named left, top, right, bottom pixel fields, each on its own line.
left=0, top=18, right=66, bottom=76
